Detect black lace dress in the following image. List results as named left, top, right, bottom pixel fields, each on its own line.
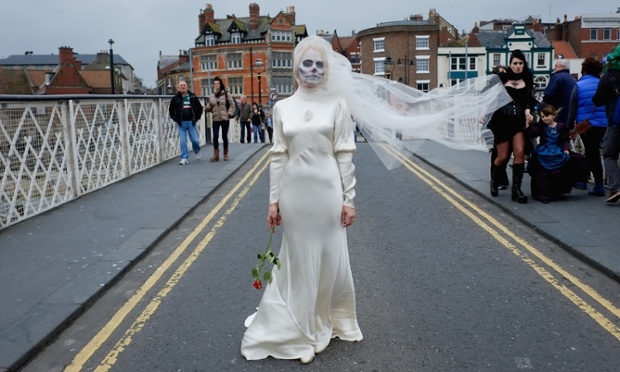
left=489, top=85, right=537, bottom=144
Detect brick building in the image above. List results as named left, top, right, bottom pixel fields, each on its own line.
left=356, top=9, right=458, bottom=91
left=182, top=3, right=307, bottom=107
left=547, top=13, right=620, bottom=61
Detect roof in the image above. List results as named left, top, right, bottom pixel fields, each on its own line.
left=473, top=28, right=552, bottom=49
left=0, top=69, right=33, bottom=94
left=0, top=53, right=131, bottom=67
left=552, top=40, right=578, bottom=59
left=81, top=70, right=111, bottom=89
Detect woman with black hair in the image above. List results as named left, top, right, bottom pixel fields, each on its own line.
left=204, top=76, right=236, bottom=161
left=489, top=50, right=538, bottom=203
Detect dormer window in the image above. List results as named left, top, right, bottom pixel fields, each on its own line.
left=205, top=35, right=215, bottom=46
left=231, top=32, right=241, bottom=44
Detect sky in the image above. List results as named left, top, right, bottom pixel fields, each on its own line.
left=1, top=1, right=618, bottom=87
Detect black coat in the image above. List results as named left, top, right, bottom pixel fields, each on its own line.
left=168, top=91, right=203, bottom=125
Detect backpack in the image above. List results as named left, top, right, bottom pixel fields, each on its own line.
left=225, top=92, right=241, bottom=119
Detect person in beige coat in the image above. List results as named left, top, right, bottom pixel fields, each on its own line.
left=204, top=76, right=236, bottom=161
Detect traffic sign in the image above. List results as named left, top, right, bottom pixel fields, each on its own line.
left=269, top=90, right=278, bottom=101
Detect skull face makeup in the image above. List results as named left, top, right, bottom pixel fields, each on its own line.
left=298, top=48, right=325, bottom=87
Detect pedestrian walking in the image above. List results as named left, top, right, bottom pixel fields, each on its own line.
left=168, top=81, right=203, bottom=165
left=204, top=76, right=235, bottom=161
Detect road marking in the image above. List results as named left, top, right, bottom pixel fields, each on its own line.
left=65, top=152, right=271, bottom=372
left=383, top=145, right=620, bottom=342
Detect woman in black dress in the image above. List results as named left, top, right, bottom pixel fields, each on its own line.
left=489, top=50, right=537, bottom=203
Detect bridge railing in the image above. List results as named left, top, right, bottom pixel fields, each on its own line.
left=0, top=95, right=233, bottom=230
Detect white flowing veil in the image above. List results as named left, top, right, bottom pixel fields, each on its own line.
left=293, top=36, right=512, bottom=169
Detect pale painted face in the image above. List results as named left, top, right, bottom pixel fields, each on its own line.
left=298, top=48, right=325, bottom=87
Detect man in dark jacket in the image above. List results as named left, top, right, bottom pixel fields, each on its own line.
left=543, top=59, right=576, bottom=126
left=169, top=81, right=203, bottom=165
left=593, top=46, right=620, bottom=203
left=237, top=94, right=252, bottom=143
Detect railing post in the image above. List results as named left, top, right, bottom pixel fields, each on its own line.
left=155, top=98, right=164, bottom=163
left=119, top=99, right=131, bottom=177
left=65, top=100, right=80, bottom=198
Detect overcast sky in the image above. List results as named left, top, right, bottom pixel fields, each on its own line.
left=1, top=1, right=618, bottom=87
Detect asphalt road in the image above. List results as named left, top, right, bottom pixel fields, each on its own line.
left=22, top=144, right=620, bottom=372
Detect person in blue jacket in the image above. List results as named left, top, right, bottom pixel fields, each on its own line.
left=567, top=57, right=608, bottom=196
left=543, top=59, right=576, bottom=128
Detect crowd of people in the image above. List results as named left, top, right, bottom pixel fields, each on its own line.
left=486, top=46, right=620, bottom=205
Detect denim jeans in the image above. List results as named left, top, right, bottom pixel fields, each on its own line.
left=602, top=125, right=620, bottom=191
left=253, top=124, right=264, bottom=143
left=177, top=121, right=200, bottom=159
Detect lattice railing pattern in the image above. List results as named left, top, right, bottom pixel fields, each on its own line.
left=0, top=96, right=207, bottom=229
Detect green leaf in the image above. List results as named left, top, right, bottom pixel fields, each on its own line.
left=263, top=271, right=272, bottom=281
left=251, top=266, right=260, bottom=278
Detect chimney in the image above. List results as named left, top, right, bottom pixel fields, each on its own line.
left=58, top=46, right=81, bottom=69
left=284, top=6, right=296, bottom=26
left=179, top=50, right=189, bottom=65
left=249, top=3, right=259, bottom=31
left=199, top=11, right=205, bottom=33
left=410, top=14, right=424, bottom=22
left=204, top=4, right=214, bottom=24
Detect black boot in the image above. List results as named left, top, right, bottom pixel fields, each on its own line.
left=490, top=164, right=500, bottom=197
left=511, top=163, right=528, bottom=204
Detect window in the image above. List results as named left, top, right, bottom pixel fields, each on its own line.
left=590, top=29, right=598, bottom=40
left=200, top=55, right=217, bottom=71
left=205, top=35, right=215, bottom=46
left=373, top=38, right=385, bottom=52
left=374, top=58, right=386, bottom=75
left=272, top=52, right=293, bottom=69
left=449, top=56, right=475, bottom=71
left=200, top=78, right=213, bottom=96
left=416, top=81, right=430, bottom=92
left=227, top=53, right=242, bottom=69
left=416, top=57, right=430, bottom=73
left=416, top=36, right=430, bottom=50
left=534, top=75, right=548, bottom=91
left=228, top=77, right=243, bottom=95
left=493, top=54, right=501, bottom=67
left=231, top=32, right=241, bottom=44
left=604, top=28, right=611, bottom=40
left=272, top=76, right=293, bottom=95
left=271, top=31, right=292, bottom=42
left=350, top=52, right=360, bottom=64
left=536, top=53, right=546, bottom=67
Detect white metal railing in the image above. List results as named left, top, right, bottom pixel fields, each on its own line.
left=0, top=95, right=240, bottom=230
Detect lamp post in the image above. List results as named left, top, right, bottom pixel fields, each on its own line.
left=396, top=56, right=415, bottom=86
left=384, top=56, right=394, bottom=80
left=254, top=58, right=266, bottom=108
left=108, top=39, right=115, bottom=94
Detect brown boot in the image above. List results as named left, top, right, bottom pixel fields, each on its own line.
left=210, top=149, right=220, bottom=162
left=224, top=149, right=229, bottom=161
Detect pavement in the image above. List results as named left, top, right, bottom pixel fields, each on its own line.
left=1, top=140, right=619, bottom=372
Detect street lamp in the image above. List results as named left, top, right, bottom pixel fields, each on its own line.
left=254, top=58, right=266, bottom=108
left=108, top=39, right=115, bottom=94
left=384, top=56, right=394, bottom=80
left=396, top=57, right=415, bottom=86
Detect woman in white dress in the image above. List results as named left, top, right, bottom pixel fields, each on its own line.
left=241, top=36, right=362, bottom=364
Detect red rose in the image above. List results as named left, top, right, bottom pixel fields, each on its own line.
left=253, top=279, right=263, bottom=290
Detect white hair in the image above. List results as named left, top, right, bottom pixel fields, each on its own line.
left=556, top=59, right=570, bottom=70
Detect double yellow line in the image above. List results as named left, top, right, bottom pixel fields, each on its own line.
left=383, top=145, right=620, bottom=342
left=66, top=151, right=271, bottom=372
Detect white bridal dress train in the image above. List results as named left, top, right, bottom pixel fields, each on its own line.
left=241, top=90, right=363, bottom=361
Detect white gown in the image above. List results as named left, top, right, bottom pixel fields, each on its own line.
left=241, top=89, right=363, bottom=360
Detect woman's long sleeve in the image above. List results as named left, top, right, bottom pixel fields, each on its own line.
left=333, top=97, right=357, bottom=208
left=269, top=105, right=288, bottom=204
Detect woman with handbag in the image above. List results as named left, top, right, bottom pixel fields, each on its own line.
left=204, top=77, right=236, bottom=161
left=488, top=50, right=538, bottom=203
left=250, top=102, right=265, bottom=143
left=566, top=57, right=608, bottom=196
